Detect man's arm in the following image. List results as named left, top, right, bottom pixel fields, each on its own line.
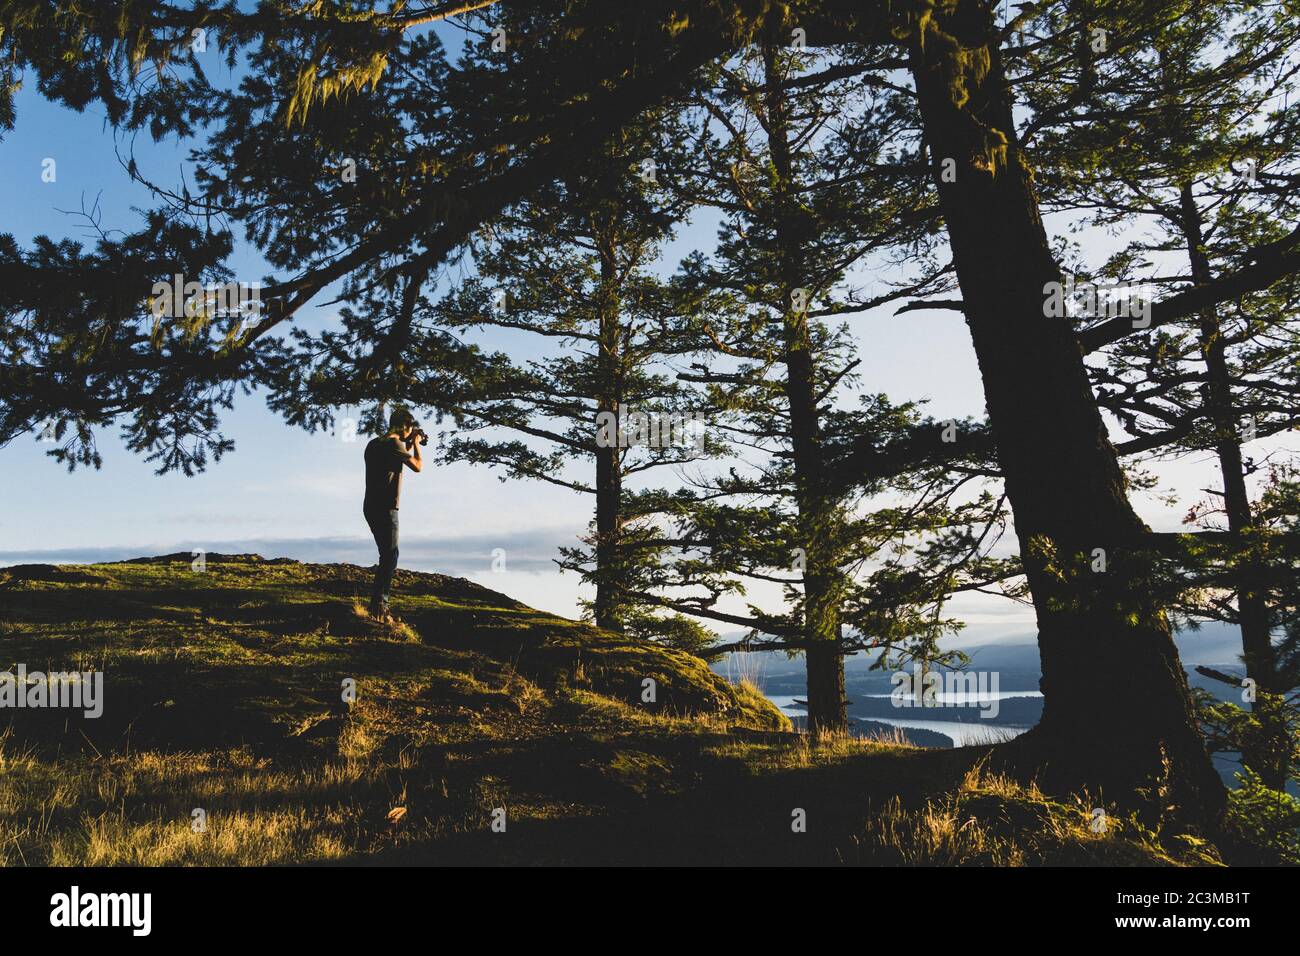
left=397, top=435, right=422, bottom=473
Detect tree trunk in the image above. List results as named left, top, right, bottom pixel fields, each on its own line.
left=763, top=40, right=847, bottom=734
left=806, top=638, right=848, bottom=735
left=1178, top=183, right=1286, bottom=789
left=593, top=228, right=626, bottom=633
left=593, top=433, right=624, bottom=632
left=907, top=0, right=1224, bottom=822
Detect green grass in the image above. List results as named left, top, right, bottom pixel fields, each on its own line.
left=0, top=554, right=1227, bottom=865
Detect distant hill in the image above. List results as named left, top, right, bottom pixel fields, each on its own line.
left=716, top=620, right=1249, bottom=689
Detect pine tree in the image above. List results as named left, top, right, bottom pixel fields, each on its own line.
left=425, top=106, right=713, bottom=636
left=904, top=0, right=1227, bottom=818
left=1022, top=0, right=1300, bottom=788
left=630, top=34, right=1011, bottom=733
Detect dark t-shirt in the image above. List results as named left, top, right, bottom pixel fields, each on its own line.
left=364, top=436, right=410, bottom=511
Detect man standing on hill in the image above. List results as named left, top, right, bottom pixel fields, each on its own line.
left=363, top=408, right=424, bottom=623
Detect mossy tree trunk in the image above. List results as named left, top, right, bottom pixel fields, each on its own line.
left=907, top=0, right=1224, bottom=821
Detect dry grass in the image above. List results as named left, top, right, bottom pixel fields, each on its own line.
left=852, top=765, right=1224, bottom=866
left=0, top=556, right=1235, bottom=866
left=0, top=737, right=380, bottom=865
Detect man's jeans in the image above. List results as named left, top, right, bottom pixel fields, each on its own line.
left=364, top=507, right=399, bottom=613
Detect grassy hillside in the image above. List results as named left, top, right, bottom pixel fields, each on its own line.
left=0, top=555, right=1225, bottom=865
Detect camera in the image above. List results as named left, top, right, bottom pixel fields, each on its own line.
left=412, top=426, right=429, bottom=447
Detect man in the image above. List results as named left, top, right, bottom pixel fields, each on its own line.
left=363, top=408, right=424, bottom=623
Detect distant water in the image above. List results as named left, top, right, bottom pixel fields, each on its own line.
left=856, top=716, right=1029, bottom=747
left=767, top=695, right=1035, bottom=747
left=862, top=690, right=1043, bottom=705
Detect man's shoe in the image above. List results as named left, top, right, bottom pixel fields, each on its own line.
left=369, top=605, right=401, bottom=626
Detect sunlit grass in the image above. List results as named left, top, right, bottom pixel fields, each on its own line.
left=0, top=556, right=795, bottom=865
left=852, top=765, right=1224, bottom=866
left=0, top=556, right=1239, bottom=866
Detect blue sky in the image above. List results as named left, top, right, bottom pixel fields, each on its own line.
left=0, top=30, right=1285, bottom=656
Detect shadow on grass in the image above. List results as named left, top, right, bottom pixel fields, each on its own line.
left=347, top=741, right=989, bottom=865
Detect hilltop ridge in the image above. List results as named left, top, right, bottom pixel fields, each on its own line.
left=0, top=555, right=1227, bottom=865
